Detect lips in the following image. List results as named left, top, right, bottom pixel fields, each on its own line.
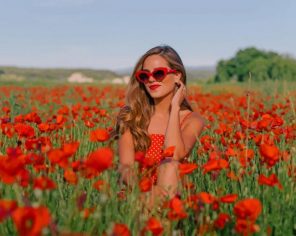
left=149, top=84, right=161, bottom=90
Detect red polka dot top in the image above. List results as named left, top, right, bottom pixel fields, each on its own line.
left=139, top=111, right=193, bottom=184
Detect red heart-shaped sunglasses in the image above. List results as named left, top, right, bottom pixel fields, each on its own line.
left=135, top=67, right=178, bottom=84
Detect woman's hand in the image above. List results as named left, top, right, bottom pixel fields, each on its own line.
left=171, top=81, right=187, bottom=110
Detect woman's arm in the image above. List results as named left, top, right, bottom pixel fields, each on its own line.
left=157, top=107, right=205, bottom=198
left=118, top=128, right=137, bottom=188
left=164, top=106, right=186, bottom=160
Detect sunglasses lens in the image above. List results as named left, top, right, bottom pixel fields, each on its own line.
left=153, top=69, right=165, bottom=80
left=137, top=72, right=149, bottom=83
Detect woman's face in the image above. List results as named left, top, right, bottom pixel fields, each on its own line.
left=141, top=54, right=181, bottom=99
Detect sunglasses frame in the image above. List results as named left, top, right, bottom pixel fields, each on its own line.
left=135, top=67, right=178, bottom=84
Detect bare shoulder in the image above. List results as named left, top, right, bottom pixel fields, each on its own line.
left=119, top=127, right=133, bottom=144
left=118, top=127, right=135, bottom=165
left=190, top=111, right=205, bottom=123
left=184, top=111, right=206, bottom=134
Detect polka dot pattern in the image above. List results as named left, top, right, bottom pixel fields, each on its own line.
left=139, top=133, right=165, bottom=184
left=139, top=111, right=193, bottom=185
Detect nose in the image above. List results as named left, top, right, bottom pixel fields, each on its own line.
left=147, top=74, right=156, bottom=83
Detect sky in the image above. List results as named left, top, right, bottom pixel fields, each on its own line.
left=0, top=0, right=295, bottom=70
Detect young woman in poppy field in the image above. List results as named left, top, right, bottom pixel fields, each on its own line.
left=0, top=52, right=295, bottom=234
left=112, top=45, right=205, bottom=210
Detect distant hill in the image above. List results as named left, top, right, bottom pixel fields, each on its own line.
left=115, top=65, right=215, bottom=81
left=0, top=66, right=120, bottom=81
left=185, top=66, right=215, bottom=81
left=0, top=65, right=215, bottom=82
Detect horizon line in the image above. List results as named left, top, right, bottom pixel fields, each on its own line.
left=0, top=63, right=217, bottom=71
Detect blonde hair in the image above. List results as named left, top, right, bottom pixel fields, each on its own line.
left=111, top=45, right=193, bottom=152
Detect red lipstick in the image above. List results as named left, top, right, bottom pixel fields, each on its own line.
left=149, top=85, right=161, bottom=90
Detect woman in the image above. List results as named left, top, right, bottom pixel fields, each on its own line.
left=113, top=45, right=205, bottom=209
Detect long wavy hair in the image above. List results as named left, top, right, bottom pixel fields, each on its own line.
left=111, top=45, right=193, bottom=152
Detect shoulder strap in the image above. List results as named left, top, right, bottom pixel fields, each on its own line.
left=180, top=111, right=193, bottom=128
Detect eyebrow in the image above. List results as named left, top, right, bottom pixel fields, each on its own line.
left=141, top=67, right=164, bottom=71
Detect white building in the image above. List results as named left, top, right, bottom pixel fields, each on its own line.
left=67, top=73, right=94, bottom=83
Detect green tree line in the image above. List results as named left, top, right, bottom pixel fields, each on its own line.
left=215, top=47, right=296, bottom=82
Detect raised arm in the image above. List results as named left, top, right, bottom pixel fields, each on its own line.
left=118, top=128, right=137, bottom=187
left=157, top=109, right=205, bottom=198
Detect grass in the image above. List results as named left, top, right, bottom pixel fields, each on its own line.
left=0, top=80, right=295, bottom=235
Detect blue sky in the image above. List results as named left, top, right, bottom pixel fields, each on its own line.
left=0, top=0, right=295, bottom=70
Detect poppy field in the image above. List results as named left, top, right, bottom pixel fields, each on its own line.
left=0, top=81, right=295, bottom=235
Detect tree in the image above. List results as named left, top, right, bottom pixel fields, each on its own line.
left=214, top=47, right=296, bottom=82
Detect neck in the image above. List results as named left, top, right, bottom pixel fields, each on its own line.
left=153, top=92, right=174, bottom=116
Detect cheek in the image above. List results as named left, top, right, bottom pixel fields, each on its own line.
left=162, top=77, right=175, bottom=88
left=165, top=81, right=176, bottom=90
left=160, top=85, right=175, bottom=95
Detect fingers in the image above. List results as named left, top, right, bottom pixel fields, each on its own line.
left=172, top=81, right=187, bottom=108
left=175, top=82, right=181, bottom=88
left=178, top=82, right=186, bottom=97
left=178, top=81, right=186, bottom=90
left=175, top=81, right=186, bottom=92
left=175, top=81, right=183, bottom=88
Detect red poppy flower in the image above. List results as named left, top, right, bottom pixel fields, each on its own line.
left=99, top=109, right=108, bottom=117
left=135, top=151, right=146, bottom=164
left=38, top=123, right=50, bottom=132
left=84, top=120, right=95, bottom=128
left=258, top=173, right=283, bottom=190
left=259, top=143, right=280, bottom=167
left=56, top=114, right=67, bottom=125
left=14, top=123, right=35, bottom=138
left=12, top=206, right=51, bottom=236
left=64, top=169, right=78, bottom=185
left=1, top=123, right=14, bottom=138
left=219, top=194, right=238, bottom=203
left=112, top=223, right=131, bottom=236
left=235, top=219, right=260, bottom=235
left=89, top=128, right=110, bottom=142
left=0, top=199, right=18, bottom=222
left=47, top=142, right=79, bottom=169
left=143, top=217, right=164, bottom=236
left=214, top=213, right=231, bottom=229
left=167, top=197, right=187, bottom=220
left=2, top=106, right=10, bottom=114
left=234, top=198, right=262, bottom=222
left=179, top=163, right=198, bottom=177
left=257, top=114, right=273, bottom=130
left=33, top=176, right=56, bottom=190
left=47, top=149, right=68, bottom=168
left=198, top=192, right=216, bottom=204
left=224, top=147, right=238, bottom=158
left=93, top=179, right=105, bottom=191
left=239, top=149, right=255, bottom=167
left=0, top=153, right=25, bottom=184
left=202, top=159, right=229, bottom=174
left=162, top=146, right=175, bottom=158
left=62, top=142, right=80, bottom=158
left=139, top=176, right=153, bottom=192
left=142, top=156, right=159, bottom=168
left=84, top=147, right=113, bottom=178
left=24, top=112, right=42, bottom=124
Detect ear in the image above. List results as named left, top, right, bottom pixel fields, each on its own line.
left=174, top=71, right=182, bottom=83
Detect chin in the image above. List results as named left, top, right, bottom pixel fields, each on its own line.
left=150, top=94, right=163, bottom=99
left=150, top=91, right=172, bottom=99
